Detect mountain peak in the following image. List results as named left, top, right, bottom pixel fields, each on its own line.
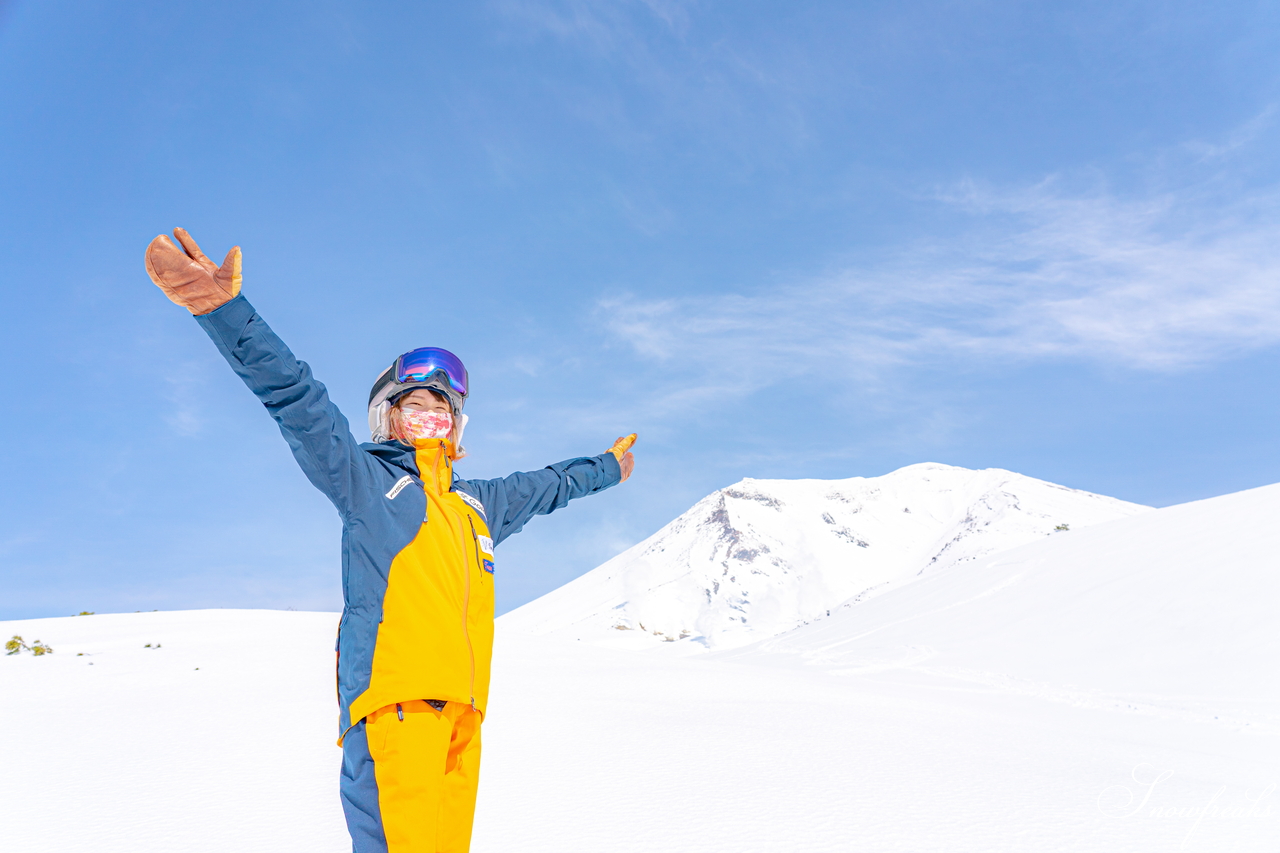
left=502, top=464, right=1150, bottom=651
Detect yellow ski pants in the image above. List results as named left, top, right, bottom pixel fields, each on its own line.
left=342, top=700, right=483, bottom=853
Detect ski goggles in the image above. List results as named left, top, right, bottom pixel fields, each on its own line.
left=394, top=347, right=468, bottom=398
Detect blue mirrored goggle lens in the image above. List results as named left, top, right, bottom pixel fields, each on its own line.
left=395, top=347, right=468, bottom=396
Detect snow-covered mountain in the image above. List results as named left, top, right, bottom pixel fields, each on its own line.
left=715, top=480, right=1280, bottom=734
left=502, top=463, right=1150, bottom=650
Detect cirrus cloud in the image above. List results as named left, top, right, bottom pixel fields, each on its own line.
left=598, top=174, right=1280, bottom=405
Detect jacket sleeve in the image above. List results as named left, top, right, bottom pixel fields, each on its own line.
left=195, top=294, right=367, bottom=518
left=464, top=453, right=622, bottom=547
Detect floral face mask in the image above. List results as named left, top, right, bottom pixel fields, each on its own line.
left=395, top=409, right=453, bottom=442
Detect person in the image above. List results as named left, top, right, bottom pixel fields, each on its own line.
left=144, top=227, right=636, bottom=853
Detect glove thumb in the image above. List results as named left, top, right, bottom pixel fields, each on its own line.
left=608, top=434, right=637, bottom=461
left=216, top=246, right=243, bottom=299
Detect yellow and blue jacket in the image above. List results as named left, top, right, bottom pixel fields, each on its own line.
left=196, top=296, right=622, bottom=736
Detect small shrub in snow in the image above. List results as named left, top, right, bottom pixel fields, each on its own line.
left=6, top=636, right=53, bottom=656
left=1054, top=523, right=1070, bottom=532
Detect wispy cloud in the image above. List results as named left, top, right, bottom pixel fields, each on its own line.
left=597, top=172, right=1280, bottom=406
left=1182, top=107, right=1277, bottom=163
left=492, top=0, right=692, bottom=52
left=161, top=360, right=211, bottom=438
left=488, top=0, right=810, bottom=165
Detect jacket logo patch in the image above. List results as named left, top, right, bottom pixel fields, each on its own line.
left=478, top=535, right=494, bottom=556
left=482, top=559, right=495, bottom=574
left=386, top=476, right=413, bottom=500
left=457, top=490, right=486, bottom=518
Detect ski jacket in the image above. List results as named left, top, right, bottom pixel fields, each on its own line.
left=196, top=296, right=622, bottom=737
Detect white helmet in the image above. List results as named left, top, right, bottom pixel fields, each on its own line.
left=367, top=347, right=468, bottom=443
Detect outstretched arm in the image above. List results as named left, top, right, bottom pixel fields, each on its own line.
left=464, top=435, right=637, bottom=547
left=146, top=228, right=368, bottom=517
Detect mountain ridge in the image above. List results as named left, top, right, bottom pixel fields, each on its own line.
left=502, top=462, right=1150, bottom=650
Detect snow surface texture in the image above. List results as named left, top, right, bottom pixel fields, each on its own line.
left=502, top=463, right=1151, bottom=651
left=3, top=477, right=1277, bottom=852
left=0, top=610, right=347, bottom=852
left=716, top=480, right=1280, bottom=733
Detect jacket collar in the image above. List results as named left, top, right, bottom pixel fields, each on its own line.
left=362, top=440, right=421, bottom=476
left=362, top=439, right=460, bottom=486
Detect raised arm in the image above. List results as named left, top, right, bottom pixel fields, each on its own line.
left=146, top=228, right=367, bottom=516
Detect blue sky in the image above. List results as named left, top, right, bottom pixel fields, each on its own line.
left=3, top=0, right=1279, bottom=620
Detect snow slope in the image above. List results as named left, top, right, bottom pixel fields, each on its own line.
left=0, top=610, right=347, bottom=852
left=502, top=463, right=1149, bottom=650
left=2, top=480, right=1277, bottom=852
left=717, top=480, right=1280, bottom=733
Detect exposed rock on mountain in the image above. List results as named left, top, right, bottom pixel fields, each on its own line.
left=502, top=463, right=1150, bottom=650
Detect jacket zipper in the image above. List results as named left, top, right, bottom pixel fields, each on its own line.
left=334, top=638, right=341, bottom=703
left=461, top=525, right=475, bottom=708
left=445, top=440, right=477, bottom=708
left=467, top=516, right=486, bottom=582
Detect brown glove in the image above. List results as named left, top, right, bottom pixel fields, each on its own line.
left=145, top=227, right=242, bottom=315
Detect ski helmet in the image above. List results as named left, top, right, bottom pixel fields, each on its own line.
left=368, top=346, right=468, bottom=442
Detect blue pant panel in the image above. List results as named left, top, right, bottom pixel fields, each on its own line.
left=340, top=720, right=388, bottom=853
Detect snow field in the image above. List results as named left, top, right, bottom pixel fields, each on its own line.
left=0, top=610, right=347, bottom=853
left=2, top=474, right=1277, bottom=851
left=3, top=611, right=1275, bottom=851
left=480, top=629, right=1276, bottom=852
left=731, top=481, right=1280, bottom=726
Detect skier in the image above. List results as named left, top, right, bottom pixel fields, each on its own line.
left=144, top=228, right=636, bottom=853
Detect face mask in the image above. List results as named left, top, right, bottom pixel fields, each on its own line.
left=396, top=409, right=453, bottom=442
